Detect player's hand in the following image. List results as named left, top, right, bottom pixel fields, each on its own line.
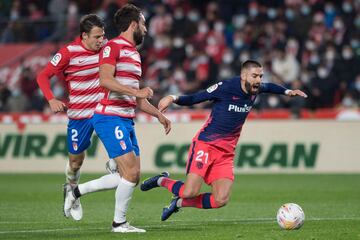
left=136, top=87, right=153, bottom=99
left=157, top=113, right=171, bottom=135
left=49, top=98, right=67, bottom=113
left=286, top=89, right=308, bottom=98
left=158, top=95, right=174, bottom=113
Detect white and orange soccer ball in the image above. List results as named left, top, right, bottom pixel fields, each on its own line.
left=276, top=203, right=305, bottom=230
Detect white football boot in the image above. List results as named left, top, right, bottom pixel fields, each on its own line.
left=111, top=222, right=146, bottom=233
left=70, top=197, right=83, bottom=221
left=63, top=183, right=83, bottom=220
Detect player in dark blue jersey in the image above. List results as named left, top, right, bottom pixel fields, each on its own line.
left=141, top=60, right=307, bottom=221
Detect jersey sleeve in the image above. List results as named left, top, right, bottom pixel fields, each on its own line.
left=176, top=82, right=224, bottom=106
left=259, top=83, right=287, bottom=95
left=36, top=47, right=70, bottom=101
left=99, top=41, right=119, bottom=66
left=46, top=47, right=70, bottom=75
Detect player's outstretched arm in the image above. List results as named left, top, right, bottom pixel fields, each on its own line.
left=158, top=95, right=177, bottom=113
left=285, top=89, right=308, bottom=98
left=137, top=98, right=171, bottom=135
left=261, top=83, right=307, bottom=98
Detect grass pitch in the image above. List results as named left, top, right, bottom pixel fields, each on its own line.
left=0, top=173, right=359, bottom=240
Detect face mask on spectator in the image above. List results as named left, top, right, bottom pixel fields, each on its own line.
left=354, top=16, right=360, bottom=29
left=233, top=15, right=246, bottom=29
left=305, top=40, right=316, bottom=51
left=222, top=52, right=234, bottom=64
left=301, top=73, right=310, bottom=84
left=342, top=96, right=355, bottom=107
left=317, top=67, right=329, bottom=79
left=300, top=5, right=311, bottom=15
left=285, top=9, right=295, bottom=20
left=268, top=96, right=280, bottom=108
left=188, top=11, right=200, bottom=22
left=185, top=44, right=194, bottom=57
left=12, top=89, right=21, bottom=97
left=214, top=22, right=224, bottom=32
left=355, top=80, right=360, bottom=91
left=342, top=49, right=353, bottom=60
left=342, top=3, right=353, bottom=13
left=234, top=39, right=244, bottom=48
left=219, top=67, right=232, bottom=79
left=334, top=20, right=344, bottom=30
left=350, top=39, right=359, bottom=48
left=239, top=52, right=250, bottom=63
left=267, top=8, right=277, bottom=19
left=249, top=8, right=258, bottom=18
left=325, top=4, right=335, bottom=14
left=310, top=53, right=320, bottom=65
left=174, top=9, right=184, bottom=20
left=174, top=69, right=185, bottom=80
left=154, top=39, right=165, bottom=50
left=207, top=36, right=216, bottom=45
left=325, top=50, right=336, bottom=61
left=198, top=24, right=209, bottom=34
left=173, top=37, right=184, bottom=48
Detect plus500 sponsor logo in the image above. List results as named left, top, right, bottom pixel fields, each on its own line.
left=228, top=104, right=252, bottom=113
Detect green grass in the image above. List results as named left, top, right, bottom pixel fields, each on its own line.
left=0, top=174, right=359, bottom=240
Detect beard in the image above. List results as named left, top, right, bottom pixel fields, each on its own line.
left=245, top=80, right=260, bottom=95
left=133, top=27, right=144, bottom=46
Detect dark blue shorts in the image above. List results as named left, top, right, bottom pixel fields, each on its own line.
left=92, top=113, right=140, bottom=159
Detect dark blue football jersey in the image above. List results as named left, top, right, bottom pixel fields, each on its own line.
left=176, top=77, right=287, bottom=151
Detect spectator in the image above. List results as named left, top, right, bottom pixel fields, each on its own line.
left=0, top=81, right=11, bottom=112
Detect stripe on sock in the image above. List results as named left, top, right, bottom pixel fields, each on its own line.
left=202, top=193, right=212, bottom=209
left=171, top=181, right=184, bottom=196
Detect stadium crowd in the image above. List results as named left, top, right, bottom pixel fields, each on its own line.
left=0, top=0, right=359, bottom=118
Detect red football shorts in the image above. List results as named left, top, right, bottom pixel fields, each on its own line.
left=185, top=139, right=235, bottom=185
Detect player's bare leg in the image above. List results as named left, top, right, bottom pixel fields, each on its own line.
left=181, top=173, right=203, bottom=198
left=66, top=152, right=85, bottom=184
left=64, top=152, right=85, bottom=220
left=211, top=178, right=233, bottom=207
left=111, top=152, right=145, bottom=233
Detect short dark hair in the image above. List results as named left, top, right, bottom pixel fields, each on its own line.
left=241, top=60, right=262, bottom=72
left=79, top=14, right=104, bottom=38
left=114, top=4, right=142, bottom=33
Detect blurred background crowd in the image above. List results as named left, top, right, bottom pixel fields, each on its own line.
left=0, top=0, right=359, bottom=118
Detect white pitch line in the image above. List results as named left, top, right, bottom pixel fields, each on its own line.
left=0, top=217, right=359, bottom=234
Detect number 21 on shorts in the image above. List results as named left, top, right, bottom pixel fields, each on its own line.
left=195, top=150, right=209, bottom=164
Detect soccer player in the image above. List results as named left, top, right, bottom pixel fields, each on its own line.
left=37, top=14, right=110, bottom=221
left=64, top=4, right=171, bottom=233
left=141, top=60, right=307, bottom=221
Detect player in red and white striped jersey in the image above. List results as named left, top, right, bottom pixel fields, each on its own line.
left=37, top=14, right=107, bottom=221
left=65, top=4, right=171, bottom=233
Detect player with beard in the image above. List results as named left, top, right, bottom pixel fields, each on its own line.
left=141, top=60, right=307, bottom=221
left=64, top=4, right=171, bottom=233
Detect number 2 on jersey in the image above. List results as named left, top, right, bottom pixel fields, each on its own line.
left=195, top=150, right=209, bottom=164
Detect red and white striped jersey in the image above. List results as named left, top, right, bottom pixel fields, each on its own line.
left=96, top=36, right=141, bottom=118
left=43, top=37, right=102, bottom=119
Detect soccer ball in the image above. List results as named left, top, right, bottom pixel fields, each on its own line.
left=276, top=203, right=305, bottom=230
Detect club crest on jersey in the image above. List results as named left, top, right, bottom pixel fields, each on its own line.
left=103, top=46, right=111, bottom=58
left=72, top=142, right=78, bottom=151
left=120, top=140, right=127, bottom=150
left=50, top=53, right=62, bottom=66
